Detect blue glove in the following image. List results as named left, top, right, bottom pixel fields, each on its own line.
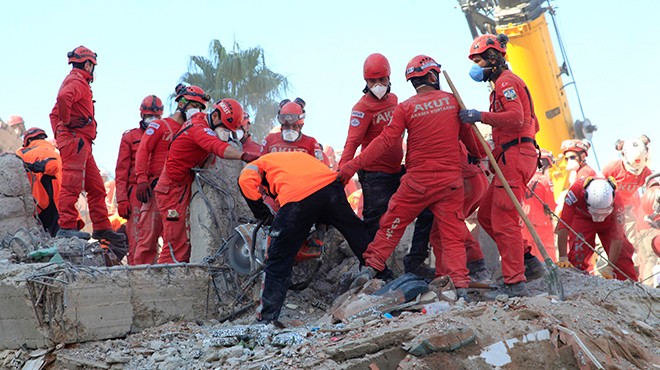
left=459, top=109, right=482, bottom=124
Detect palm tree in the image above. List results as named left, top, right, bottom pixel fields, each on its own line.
left=176, top=40, right=289, bottom=140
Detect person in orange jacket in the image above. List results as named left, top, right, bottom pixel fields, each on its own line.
left=132, top=86, right=189, bottom=265
left=239, top=152, right=370, bottom=325
left=561, top=139, right=596, bottom=185
left=16, top=128, right=62, bottom=236
left=522, top=149, right=558, bottom=262
left=556, top=177, right=638, bottom=281
left=49, top=45, right=126, bottom=245
left=154, top=92, right=257, bottom=264
left=115, top=95, right=163, bottom=265
left=459, top=34, right=541, bottom=298
left=338, top=53, right=403, bottom=242
left=237, top=112, right=262, bottom=155
left=339, top=55, right=485, bottom=297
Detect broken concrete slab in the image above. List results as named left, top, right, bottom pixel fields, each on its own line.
left=405, top=327, right=476, bottom=356
left=0, top=154, right=39, bottom=238
left=0, top=263, right=216, bottom=349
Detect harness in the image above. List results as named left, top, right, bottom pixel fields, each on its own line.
left=496, top=137, right=541, bottom=168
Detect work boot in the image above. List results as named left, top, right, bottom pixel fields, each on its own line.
left=405, top=263, right=436, bottom=280
left=456, top=288, right=471, bottom=303
left=56, top=228, right=91, bottom=240
left=524, top=252, right=547, bottom=281
left=92, top=229, right=127, bottom=244
left=467, top=259, right=493, bottom=284
left=350, top=266, right=377, bottom=290
left=484, top=282, right=530, bottom=300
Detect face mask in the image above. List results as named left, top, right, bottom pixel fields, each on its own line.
left=215, top=127, right=231, bottom=142
left=282, top=129, right=300, bottom=142
left=588, top=206, right=613, bottom=222
left=370, top=84, right=388, bottom=99
left=469, top=64, right=485, bottom=82
left=140, top=116, right=156, bottom=130
left=235, top=128, right=245, bottom=141
left=565, top=158, right=580, bottom=171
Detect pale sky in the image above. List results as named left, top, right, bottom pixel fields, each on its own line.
left=1, top=0, right=658, bottom=175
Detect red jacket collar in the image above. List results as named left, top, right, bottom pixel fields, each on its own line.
left=71, top=68, right=93, bottom=83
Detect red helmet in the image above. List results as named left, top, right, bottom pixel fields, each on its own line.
left=7, top=115, right=24, bottom=127
left=468, top=34, right=507, bottom=60
left=67, top=45, right=97, bottom=65
left=277, top=101, right=305, bottom=125
left=405, top=55, right=441, bottom=81
left=540, top=149, right=555, bottom=165
left=210, top=98, right=244, bottom=131
left=140, top=95, right=164, bottom=116
left=23, top=127, right=47, bottom=147
left=175, top=85, right=210, bottom=108
left=363, top=53, right=391, bottom=79
left=561, top=139, right=591, bottom=156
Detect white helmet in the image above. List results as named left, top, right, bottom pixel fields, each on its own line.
left=621, top=137, right=649, bottom=175
left=585, top=178, right=616, bottom=222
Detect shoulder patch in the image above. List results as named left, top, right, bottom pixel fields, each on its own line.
left=203, top=128, right=217, bottom=137
left=351, top=111, right=365, bottom=118
left=564, top=190, right=577, bottom=206
left=502, top=87, right=518, bottom=101
left=350, top=118, right=360, bottom=127
left=261, top=139, right=267, bottom=146
left=145, top=128, right=155, bottom=136
left=148, top=122, right=160, bottom=129
left=315, top=149, right=324, bottom=161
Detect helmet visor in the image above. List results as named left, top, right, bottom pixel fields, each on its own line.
left=277, top=113, right=305, bottom=125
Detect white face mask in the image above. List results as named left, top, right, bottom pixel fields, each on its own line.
left=282, top=129, right=300, bottom=142
left=235, top=128, right=245, bottom=141
left=370, top=84, right=388, bottom=99
left=565, top=158, right=580, bottom=171
left=215, top=127, right=231, bottom=142
left=91, top=70, right=97, bottom=83
left=588, top=206, right=613, bottom=223
left=144, top=116, right=156, bottom=124
left=185, top=108, right=201, bottom=118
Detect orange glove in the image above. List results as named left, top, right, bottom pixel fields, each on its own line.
left=117, top=200, right=131, bottom=219
left=557, top=256, right=574, bottom=269
left=600, top=265, right=614, bottom=279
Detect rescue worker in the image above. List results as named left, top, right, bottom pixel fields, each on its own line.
left=238, top=152, right=370, bottom=325
left=338, top=53, right=403, bottom=241
left=49, top=45, right=126, bottom=245
left=556, top=177, right=638, bottom=281
left=522, top=149, right=558, bottom=262
left=637, top=173, right=660, bottom=287
left=115, top=95, right=163, bottom=265
left=7, top=115, right=27, bottom=136
left=260, top=98, right=325, bottom=162
left=339, top=55, right=484, bottom=296
left=16, top=128, right=62, bottom=236
left=154, top=93, right=256, bottom=264
left=459, top=34, right=540, bottom=297
left=404, top=144, right=490, bottom=281
left=561, top=139, right=596, bottom=185
left=237, top=112, right=262, bottom=155
left=133, top=86, right=188, bottom=265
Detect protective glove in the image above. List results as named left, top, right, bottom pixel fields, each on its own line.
left=241, top=152, right=260, bottom=163
left=459, top=109, right=482, bottom=124
left=600, top=265, right=614, bottom=279
left=557, top=256, right=574, bottom=269
left=136, top=182, right=152, bottom=203
left=117, top=200, right=131, bottom=219
left=26, top=159, right=48, bottom=173
left=337, top=162, right=359, bottom=185
left=260, top=213, right=274, bottom=226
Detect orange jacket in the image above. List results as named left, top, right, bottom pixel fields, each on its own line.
left=16, top=139, right=62, bottom=213
left=238, top=152, right=337, bottom=207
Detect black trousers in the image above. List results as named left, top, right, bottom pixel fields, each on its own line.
left=259, top=181, right=369, bottom=321
left=358, top=168, right=402, bottom=242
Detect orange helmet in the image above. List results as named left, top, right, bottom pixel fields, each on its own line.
left=23, top=127, right=47, bottom=147
left=363, top=53, right=391, bottom=79
left=175, top=85, right=210, bottom=108
left=7, top=115, right=24, bottom=127
left=67, top=45, right=97, bottom=65
left=405, top=55, right=441, bottom=81
left=140, top=95, right=164, bottom=116
left=561, top=139, right=591, bottom=156
left=468, top=34, right=508, bottom=60
left=277, top=101, right=305, bottom=125
left=209, top=98, right=244, bottom=131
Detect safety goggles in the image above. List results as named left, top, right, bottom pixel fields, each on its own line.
left=277, top=113, right=305, bottom=125
left=565, top=155, right=578, bottom=160
left=405, top=61, right=441, bottom=76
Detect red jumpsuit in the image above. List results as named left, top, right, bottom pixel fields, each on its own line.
left=522, top=171, right=557, bottom=261
left=260, top=132, right=325, bottom=162
left=477, top=69, right=540, bottom=285
left=154, top=113, right=231, bottom=264
left=346, top=90, right=484, bottom=288
left=133, top=117, right=182, bottom=264
left=602, top=159, right=651, bottom=209
left=576, top=164, right=597, bottom=181
left=49, top=68, right=111, bottom=231
left=338, top=93, right=402, bottom=174
left=241, top=135, right=262, bottom=155
left=115, top=127, right=143, bottom=264
left=559, top=179, right=638, bottom=281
